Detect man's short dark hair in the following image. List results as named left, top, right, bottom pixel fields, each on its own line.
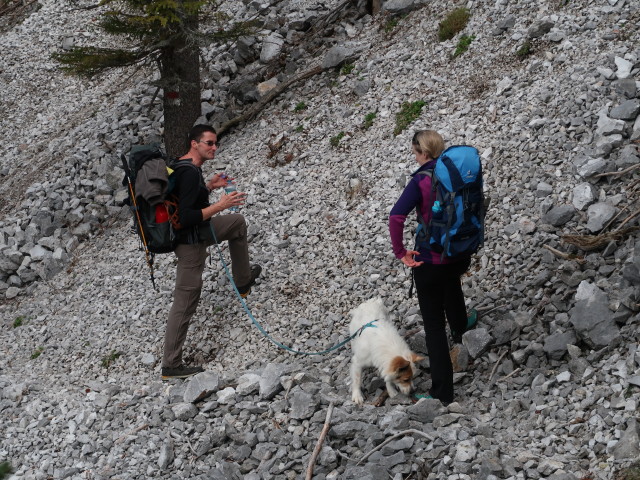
left=187, top=124, right=217, bottom=150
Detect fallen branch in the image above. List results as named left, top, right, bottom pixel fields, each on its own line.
left=561, top=226, right=639, bottom=252
left=489, top=348, right=509, bottom=382
left=217, top=63, right=326, bottom=136
left=476, top=304, right=504, bottom=315
left=356, top=429, right=434, bottom=466
left=594, top=162, right=640, bottom=178
left=543, top=244, right=586, bottom=263
left=373, top=390, right=389, bottom=407
left=283, top=376, right=297, bottom=401
left=335, top=449, right=355, bottom=462
left=601, top=205, right=629, bottom=232
left=533, top=294, right=551, bottom=317
left=305, top=402, right=334, bottom=480
left=0, top=0, right=37, bottom=17
left=403, top=327, right=422, bottom=338
left=115, top=423, right=149, bottom=444
left=498, top=367, right=521, bottom=382
left=615, top=208, right=640, bottom=231
left=307, top=0, right=352, bottom=36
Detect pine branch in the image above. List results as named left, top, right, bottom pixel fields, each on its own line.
left=52, top=46, right=155, bottom=77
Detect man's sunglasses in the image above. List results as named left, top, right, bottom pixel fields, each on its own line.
left=198, top=140, right=220, bottom=147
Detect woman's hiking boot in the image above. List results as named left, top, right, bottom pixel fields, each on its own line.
left=451, top=308, right=479, bottom=344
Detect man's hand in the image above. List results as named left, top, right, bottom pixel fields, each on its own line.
left=401, top=250, right=423, bottom=268
left=217, top=190, right=246, bottom=211
left=207, top=173, right=232, bottom=191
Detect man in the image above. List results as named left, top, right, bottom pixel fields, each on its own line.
left=161, top=124, right=261, bottom=380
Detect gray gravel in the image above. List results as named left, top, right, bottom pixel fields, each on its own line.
left=1, top=0, right=639, bottom=479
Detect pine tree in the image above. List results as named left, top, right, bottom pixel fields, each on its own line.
left=53, top=0, right=256, bottom=156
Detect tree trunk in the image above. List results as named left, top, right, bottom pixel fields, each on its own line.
left=160, top=13, right=201, bottom=158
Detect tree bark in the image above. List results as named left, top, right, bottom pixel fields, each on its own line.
left=160, top=11, right=201, bottom=158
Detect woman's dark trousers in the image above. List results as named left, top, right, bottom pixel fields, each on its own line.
left=413, top=257, right=471, bottom=403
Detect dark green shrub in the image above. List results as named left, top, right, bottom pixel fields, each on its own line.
left=452, top=34, right=475, bottom=58
left=0, top=462, right=14, bottom=480
left=438, top=8, right=470, bottom=41
left=516, top=41, right=533, bottom=58
left=330, top=132, right=345, bottom=147
left=363, top=112, right=376, bottom=130
left=101, top=350, right=122, bottom=368
left=394, top=101, right=426, bottom=136
left=616, top=461, right=640, bottom=480
left=340, top=63, right=355, bottom=75
left=384, top=17, right=399, bottom=33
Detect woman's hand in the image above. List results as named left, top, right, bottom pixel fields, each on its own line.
left=207, top=173, right=232, bottom=191
left=401, top=250, right=423, bottom=268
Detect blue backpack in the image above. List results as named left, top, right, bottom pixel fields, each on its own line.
left=416, top=145, right=486, bottom=259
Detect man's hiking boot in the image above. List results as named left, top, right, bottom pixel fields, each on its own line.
left=451, top=308, right=479, bottom=344
left=237, top=264, right=262, bottom=298
left=161, top=364, right=204, bottom=380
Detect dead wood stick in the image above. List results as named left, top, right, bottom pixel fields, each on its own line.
left=217, top=64, right=326, bottom=136
left=115, top=423, right=149, bottom=444
left=476, top=304, right=504, bottom=315
left=283, top=377, right=296, bottom=401
left=307, top=0, right=352, bottom=35
left=147, top=86, right=161, bottom=116
left=489, top=349, right=509, bottom=382
left=602, top=204, right=629, bottom=232
left=614, top=207, right=640, bottom=231
left=356, top=429, right=434, bottom=466
left=498, top=367, right=521, bottom=382
left=562, top=226, right=639, bottom=252
left=373, top=390, right=389, bottom=407
left=594, top=162, right=640, bottom=178
left=543, top=244, right=585, bottom=264
left=403, top=327, right=422, bottom=338
left=305, top=402, right=335, bottom=480
left=0, top=0, right=37, bottom=16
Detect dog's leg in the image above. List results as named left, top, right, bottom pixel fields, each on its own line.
left=385, top=379, right=399, bottom=398
left=350, top=360, right=364, bottom=406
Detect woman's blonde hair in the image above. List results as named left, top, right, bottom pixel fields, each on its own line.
left=412, top=130, right=445, bottom=159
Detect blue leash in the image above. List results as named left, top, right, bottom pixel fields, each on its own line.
left=211, top=232, right=377, bottom=355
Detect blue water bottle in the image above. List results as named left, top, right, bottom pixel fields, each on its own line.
left=224, top=180, right=239, bottom=212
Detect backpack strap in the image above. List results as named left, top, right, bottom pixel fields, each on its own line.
left=168, top=159, right=206, bottom=190
left=440, top=155, right=465, bottom=191
left=166, top=159, right=212, bottom=245
left=415, top=169, right=434, bottom=239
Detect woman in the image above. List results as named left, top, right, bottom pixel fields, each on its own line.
left=388, top=129, right=476, bottom=404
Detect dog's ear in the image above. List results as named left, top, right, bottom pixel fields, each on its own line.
left=411, top=353, right=426, bottom=363
left=389, top=356, right=410, bottom=375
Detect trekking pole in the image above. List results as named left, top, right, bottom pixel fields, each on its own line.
left=121, top=155, right=157, bottom=290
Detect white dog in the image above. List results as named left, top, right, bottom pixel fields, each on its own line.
left=349, top=297, right=424, bottom=406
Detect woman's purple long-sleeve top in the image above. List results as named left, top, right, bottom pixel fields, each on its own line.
left=389, top=160, right=454, bottom=265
